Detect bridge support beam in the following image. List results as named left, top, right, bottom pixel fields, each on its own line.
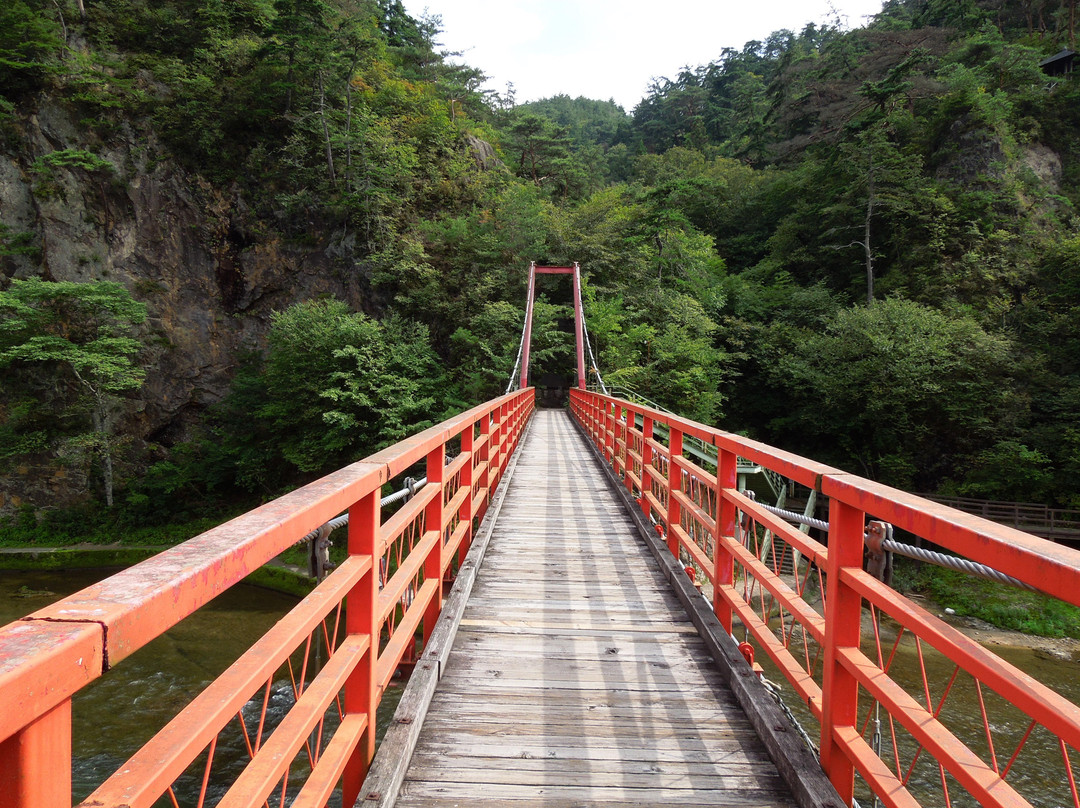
left=343, top=489, right=380, bottom=808
left=714, top=447, right=738, bottom=634
left=0, top=701, right=71, bottom=808
left=520, top=262, right=588, bottom=390
left=571, top=262, right=586, bottom=389
left=820, top=498, right=864, bottom=806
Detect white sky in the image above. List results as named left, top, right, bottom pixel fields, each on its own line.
left=401, top=1, right=886, bottom=111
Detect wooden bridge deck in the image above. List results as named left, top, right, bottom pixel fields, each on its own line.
left=391, top=409, right=799, bottom=807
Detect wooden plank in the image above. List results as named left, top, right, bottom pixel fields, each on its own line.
left=437, top=663, right=727, bottom=688
left=403, top=764, right=786, bottom=791
left=447, top=644, right=714, bottom=667
left=416, top=718, right=755, bottom=741
left=397, top=781, right=793, bottom=806
left=420, top=702, right=745, bottom=727
left=440, top=653, right=727, bottom=680
left=469, top=586, right=683, bottom=601
left=410, top=739, right=773, bottom=766
left=428, top=689, right=744, bottom=714
left=407, top=749, right=778, bottom=776
left=470, top=578, right=673, bottom=591
left=455, top=619, right=700, bottom=638
left=451, top=630, right=715, bottom=658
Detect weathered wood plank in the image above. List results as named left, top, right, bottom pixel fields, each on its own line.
left=397, top=781, right=793, bottom=806
left=439, top=654, right=727, bottom=680
left=418, top=703, right=746, bottom=727
left=403, top=764, right=787, bottom=791
left=409, top=739, right=773, bottom=766
left=457, top=617, right=700, bottom=634
left=415, top=719, right=755, bottom=741
left=407, top=750, right=777, bottom=777
left=437, top=663, right=728, bottom=688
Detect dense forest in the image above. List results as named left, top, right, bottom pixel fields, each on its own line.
left=2, top=0, right=1079, bottom=536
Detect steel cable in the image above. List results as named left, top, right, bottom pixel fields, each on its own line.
left=297, top=475, right=428, bottom=545
left=580, top=298, right=608, bottom=394
left=755, top=503, right=1035, bottom=590
left=506, top=264, right=536, bottom=394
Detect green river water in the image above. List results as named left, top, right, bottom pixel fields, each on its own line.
left=0, top=567, right=403, bottom=805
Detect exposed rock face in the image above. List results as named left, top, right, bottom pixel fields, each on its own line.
left=1022, top=142, right=1063, bottom=192
left=933, top=116, right=1009, bottom=184
left=0, top=100, right=364, bottom=513
left=463, top=133, right=503, bottom=171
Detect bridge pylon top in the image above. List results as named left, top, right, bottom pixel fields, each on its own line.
left=520, top=260, right=586, bottom=391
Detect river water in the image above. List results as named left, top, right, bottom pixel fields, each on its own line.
left=0, top=568, right=404, bottom=805
left=752, top=616, right=1080, bottom=808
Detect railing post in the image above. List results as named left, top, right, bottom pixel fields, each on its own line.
left=623, top=407, right=635, bottom=495
left=423, top=443, right=446, bottom=646
left=616, top=403, right=624, bottom=475
left=343, top=489, right=380, bottom=806
left=0, top=700, right=72, bottom=808
left=492, top=403, right=504, bottom=481
left=476, top=411, right=492, bottom=522
left=666, top=426, right=683, bottom=557
left=458, top=423, right=475, bottom=564
left=604, top=400, right=615, bottom=462
left=714, top=447, right=737, bottom=634
left=640, top=416, right=654, bottom=517
left=820, top=498, right=863, bottom=806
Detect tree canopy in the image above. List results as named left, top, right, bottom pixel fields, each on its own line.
left=4, top=0, right=1080, bottom=521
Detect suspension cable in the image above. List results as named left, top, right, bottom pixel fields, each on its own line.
left=506, top=264, right=536, bottom=394
left=578, top=282, right=608, bottom=395
left=755, top=502, right=1035, bottom=591
left=298, top=475, right=429, bottom=546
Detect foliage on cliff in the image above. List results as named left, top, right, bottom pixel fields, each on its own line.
left=2, top=0, right=1080, bottom=521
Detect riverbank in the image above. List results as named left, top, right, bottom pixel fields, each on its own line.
left=0, top=542, right=316, bottom=598
left=893, top=558, right=1080, bottom=641
left=906, top=591, right=1080, bottom=663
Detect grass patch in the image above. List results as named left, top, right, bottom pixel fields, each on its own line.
left=0, top=506, right=232, bottom=548
left=0, top=547, right=161, bottom=570
left=0, top=505, right=331, bottom=597
left=893, top=559, right=1080, bottom=639
left=243, top=566, right=316, bottom=598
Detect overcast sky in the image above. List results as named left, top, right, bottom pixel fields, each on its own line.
left=400, top=1, right=887, bottom=111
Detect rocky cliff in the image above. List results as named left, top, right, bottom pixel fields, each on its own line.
left=1, top=99, right=363, bottom=513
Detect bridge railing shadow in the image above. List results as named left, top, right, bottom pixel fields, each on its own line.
left=571, top=388, right=1080, bottom=808
left=0, top=389, right=534, bottom=808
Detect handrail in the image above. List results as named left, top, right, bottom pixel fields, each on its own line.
left=0, top=389, right=535, bottom=808
left=607, top=384, right=788, bottom=501
left=570, top=389, right=1080, bottom=808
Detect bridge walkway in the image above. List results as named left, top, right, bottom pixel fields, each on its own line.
left=392, top=409, right=798, bottom=807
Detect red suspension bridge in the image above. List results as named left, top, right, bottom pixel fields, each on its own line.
left=3, top=264, right=1080, bottom=808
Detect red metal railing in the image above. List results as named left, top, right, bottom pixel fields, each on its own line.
left=570, top=389, right=1080, bottom=808
left=0, top=389, right=534, bottom=808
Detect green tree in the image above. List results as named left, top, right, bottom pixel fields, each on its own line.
left=0, top=279, right=147, bottom=506
left=212, top=299, right=442, bottom=490
left=0, top=1, right=64, bottom=96
left=506, top=112, right=586, bottom=198
left=770, top=298, right=1020, bottom=488
left=832, top=118, right=926, bottom=303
